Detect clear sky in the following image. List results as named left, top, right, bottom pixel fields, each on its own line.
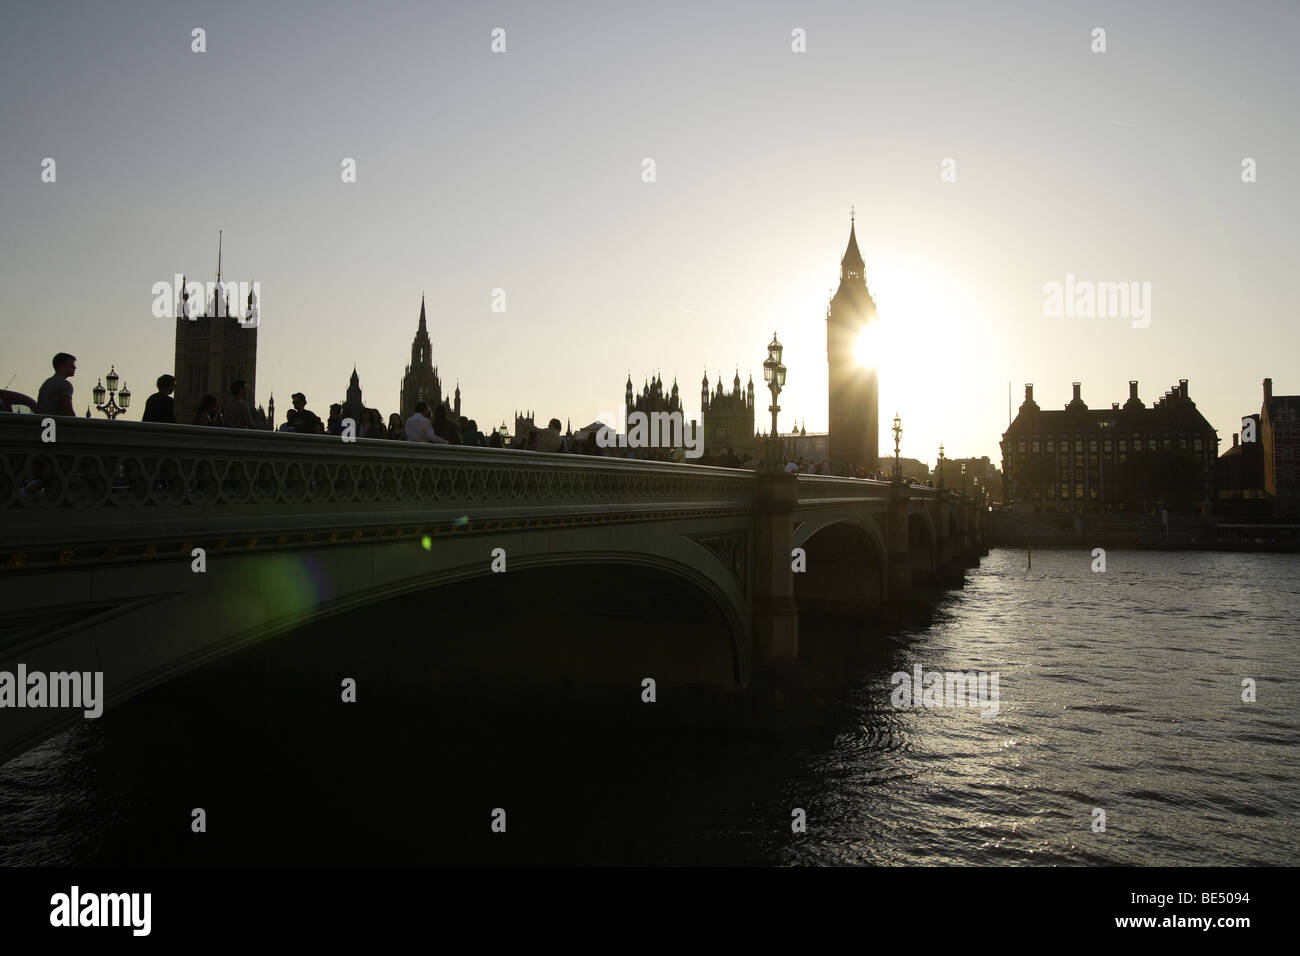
left=2, top=0, right=1296, bottom=464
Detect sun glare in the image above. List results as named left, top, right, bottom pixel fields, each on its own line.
left=853, top=321, right=886, bottom=368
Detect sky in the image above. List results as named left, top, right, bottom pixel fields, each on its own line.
left=2, top=0, right=1297, bottom=464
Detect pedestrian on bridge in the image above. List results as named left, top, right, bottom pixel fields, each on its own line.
left=433, top=404, right=463, bottom=445
left=193, top=394, right=222, bottom=427
left=224, top=380, right=254, bottom=429
left=35, top=352, right=77, bottom=417
left=405, top=402, right=448, bottom=444
left=141, top=374, right=177, bottom=424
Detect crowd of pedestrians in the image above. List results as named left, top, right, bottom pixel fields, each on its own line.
left=24, top=352, right=936, bottom=483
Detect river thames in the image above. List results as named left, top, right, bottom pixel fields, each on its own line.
left=1, top=548, right=1295, bottom=866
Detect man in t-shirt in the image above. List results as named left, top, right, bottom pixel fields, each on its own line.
left=36, top=353, right=77, bottom=417
left=224, top=380, right=254, bottom=429
left=141, top=374, right=177, bottom=423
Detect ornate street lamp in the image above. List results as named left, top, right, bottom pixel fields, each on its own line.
left=960, top=461, right=967, bottom=496
left=92, top=366, right=131, bottom=420
left=762, top=332, right=786, bottom=469
left=937, top=443, right=946, bottom=490
left=891, top=412, right=902, bottom=481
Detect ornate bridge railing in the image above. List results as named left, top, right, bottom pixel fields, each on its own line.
left=0, top=415, right=757, bottom=571
left=793, top=474, right=954, bottom=509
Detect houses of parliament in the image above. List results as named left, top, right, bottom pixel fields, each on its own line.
left=626, top=216, right=882, bottom=470
left=172, top=219, right=882, bottom=462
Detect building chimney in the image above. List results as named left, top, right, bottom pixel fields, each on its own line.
left=1112, top=402, right=1119, bottom=410
left=1264, top=377, right=1273, bottom=402
left=1129, top=380, right=1138, bottom=400
left=1072, top=382, right=1081, bottom=402
left=1179, top=379, right=1188, bottom=399
left=1233, top=433, right=1239, bottom=448
left=1025, top=383, right=1033, bottom=402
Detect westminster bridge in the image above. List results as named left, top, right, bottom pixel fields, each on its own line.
left=0, top=414, right=987, bottom=763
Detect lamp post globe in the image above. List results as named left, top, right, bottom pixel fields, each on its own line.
left=762, top=332, right=787, bottom=470
left=891, top=412, right=902, bottom=481
left=93, top=366, right=129, bottom=420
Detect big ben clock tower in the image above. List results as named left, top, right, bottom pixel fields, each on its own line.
left=826, top=212, right=879, bottom=473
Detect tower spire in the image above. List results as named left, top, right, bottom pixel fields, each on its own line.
left=217, top=229, right=222, bottom=283
left=838, top=211, right=866, bottom=284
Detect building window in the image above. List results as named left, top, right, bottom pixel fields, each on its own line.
left=1089, top=440, right=1097, bottom=452
left=1032, top=441, right=1040, bottom=452
left=1103, top=440, right=1112, bottom=452
left=1046, top=440, right=1054, bottom=453
left=1018, top=440, right=1026, bottom=453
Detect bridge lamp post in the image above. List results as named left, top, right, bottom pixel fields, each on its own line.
left=762, top=332, right=786, bottom=470
left=891, top=412, right=902, bottom=482
left=937, top=443, right=945, bottom=491
left=960, top=461, right=966, bottom=496
left=92, top=366, right=131, bottom=420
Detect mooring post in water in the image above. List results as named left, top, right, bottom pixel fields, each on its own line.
left=1027, top=540, right=1032, bottom=570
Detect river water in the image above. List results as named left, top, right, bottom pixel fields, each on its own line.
left=2, top=549, right=1296, bottom=865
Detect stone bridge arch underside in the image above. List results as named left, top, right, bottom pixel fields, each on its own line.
left=792, top=509, right=889, bottom=619
left=0, top=519, right=751, bottom=766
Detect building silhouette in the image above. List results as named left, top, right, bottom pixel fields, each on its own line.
left=1261, top=377, right=1299, bottom=517
left=935, top=456, right=1001, bottom=493
left=773, top=421, right=829, bottom=465
left=172, top=239, right=259, bottom=423
left=1001, top=380, right=1219, bottom=513
left=399, top=296, right=459, bottom=420
left=624, top=373, right=684, bottom=461
left=513, top=410, right=536, bottom=443
left=826, top=214, right=880, bottom=472
left=1216, top=415, right=1266, bottom=515
left=341, top=367, right=365, bottom=425
left=699, top=370, right=755, bottom=458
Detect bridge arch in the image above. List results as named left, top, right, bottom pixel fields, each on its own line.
left=792, top=516, right=888, bottom=618
left=0, top=526, right=752, bottom=765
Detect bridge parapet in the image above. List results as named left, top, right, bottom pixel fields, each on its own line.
left=0, top=415, right=755, bottom=571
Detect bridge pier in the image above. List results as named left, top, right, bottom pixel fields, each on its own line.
left=753, top=471, right=799, bottom=677
left=934, top=494, right=966, bottom=587
left=887, top=480, right=912, bottom=604
left=956, top=496, right=979, bottom=567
